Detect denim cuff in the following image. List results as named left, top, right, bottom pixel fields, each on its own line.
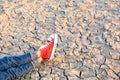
left=31, top=60, right=40, bottom=68
left=30, top=51, right=38, bottom=61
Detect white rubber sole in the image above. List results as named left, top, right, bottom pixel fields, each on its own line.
left=49, top=34, right=58, bottom=60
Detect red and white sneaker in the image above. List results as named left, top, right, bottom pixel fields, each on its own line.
left=39, top=34, right=58, bottom=61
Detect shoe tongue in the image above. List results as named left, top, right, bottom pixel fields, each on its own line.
left=47, top=37, right=53, bottom=42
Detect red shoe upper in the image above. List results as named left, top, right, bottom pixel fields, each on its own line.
left=40, top=39, right=54, bottom=60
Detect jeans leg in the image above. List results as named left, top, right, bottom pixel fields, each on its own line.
left=0, top=51, right=37, bottom=71
left=0, top=62, right=34, bottom=80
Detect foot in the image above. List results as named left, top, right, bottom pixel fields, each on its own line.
left=38, top=34, right=58, bottom=61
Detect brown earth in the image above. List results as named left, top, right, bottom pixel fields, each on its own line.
left=0, top=0, right=120, bottom=80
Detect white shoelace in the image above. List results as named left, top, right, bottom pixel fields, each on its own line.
left=39, top=37, right=53, bottom=50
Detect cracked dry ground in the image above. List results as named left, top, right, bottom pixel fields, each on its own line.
left=0, top=0, right=120, bottom=80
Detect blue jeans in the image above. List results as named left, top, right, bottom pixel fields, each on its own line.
left=0, top=51, right=38, bottom=80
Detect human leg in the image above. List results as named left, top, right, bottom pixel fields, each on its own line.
left=0, top=51, right=39, bottom=71
left=0, top=33, right=57, bottom=70
left=0, top=34, right=58, bottom=80
left=0, top=57, right=42, bottom=80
